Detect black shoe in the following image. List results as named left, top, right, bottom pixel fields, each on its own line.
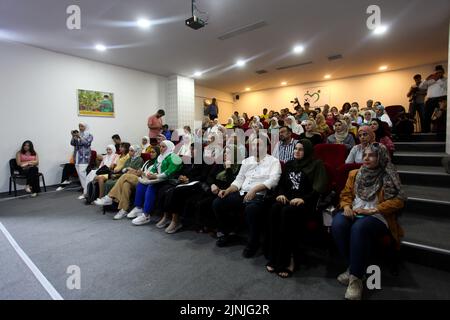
left=242, top=246, right=258, bottom=258
left=216, top=235, right=229, bottom=247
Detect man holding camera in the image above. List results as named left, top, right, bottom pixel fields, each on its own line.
left=407, top=74, right=427, bottom=132
left=419, top=65, right=447, bottom=133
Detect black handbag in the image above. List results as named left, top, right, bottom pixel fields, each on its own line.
left=96, top=165, right=111, bottom=176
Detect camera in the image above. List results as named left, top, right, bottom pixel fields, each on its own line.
left=71, top=130, right=79, bottom=135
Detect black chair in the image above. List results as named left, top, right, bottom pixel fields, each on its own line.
left=9, top=158, right=47, bottom=197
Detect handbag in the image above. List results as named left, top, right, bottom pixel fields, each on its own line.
left=96, top=165, right=111, bottom=176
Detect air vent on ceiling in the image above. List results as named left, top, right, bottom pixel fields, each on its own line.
left=218, top=21, right=268, bottom=40
left=276, top=61, right=313, bottom=71
left=328, top=54, right=343, bottom=61
left=255, top=69, right=268, bottom=74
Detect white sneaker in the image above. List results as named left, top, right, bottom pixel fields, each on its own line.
left=337, top=268, right=350, bottom=286
left=61, top=180, right=71, bottom=185
left=156, top=216, right=171, bottom=229
left=132, top=214, right=151, bottom=226
left=78, top=195, right=86, bottom=200
left=127, top=207, right=143, bottom=219
left=25, top=186, right=31, bottom=193
left=94, top=196, right=113, bottom=206
left=345, top=275, right=363, bottom=300
left=56, top=186, right=65, bottom=191
left=165, top=221, right=183, bottom=234
left=113, top=209, right=128, bottom=220
left=31, top=193, right=38, bottom=198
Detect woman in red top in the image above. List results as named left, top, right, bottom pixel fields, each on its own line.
left=15, top=140, right=40, bottom=197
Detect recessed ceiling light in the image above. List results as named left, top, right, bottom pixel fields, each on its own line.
left=137, top=19, right=151, bottom=29
left=293, top=45, right=304, bottom=54
left=245, top=87, right=251, bottom=91
left=324, top=74, right=331, bottom=79
left=281, top=81, right=287, bottom=86
left=236, top=59, right=246, bottom=67
left=95, top=44, right=106, bottom=52
left=373, top=25, right=388, bottom=35
left=379, top=65, right=388, bottom=71
left=193, top=71, right=203, bottom=77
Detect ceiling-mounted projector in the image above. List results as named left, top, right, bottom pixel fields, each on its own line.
left=185, top=15, right=206, bottom=30
left=185, top=0, right=208, bottom=30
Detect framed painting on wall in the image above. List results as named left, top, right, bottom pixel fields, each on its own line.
left=77, top=89, right=115, bottom=117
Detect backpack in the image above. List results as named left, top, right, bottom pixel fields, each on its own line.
left=85, top=181, right=99, bottom=204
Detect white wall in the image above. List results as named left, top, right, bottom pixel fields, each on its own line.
left=0, top=41, right=167, bottom=192
left=235, top=61, right=448, bottom=116
left=195, top=85, right=235, bottom=124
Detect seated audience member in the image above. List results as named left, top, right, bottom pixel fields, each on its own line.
left=231, top=111, right=240, bottom=125
left=322, top=104, right=331, bottom=117
left=298, top=119, right=323, bottom=146
left=285, top=115, right=304, bottom=135
left=266, top=140, right=327, bottom=277
left=294, top=106, right=309, bottom=123
left=375, top=105, right=393, bottom=127
left=332, top=143, right=405, bottom=300
left=341, top=102, right=352, bottom=115
left=156, top=144, right=211, bottom=234
left=346, top=126, right=376, bottom=164
left=349, top=107, right=363, bottom=125
left=103, top=145, right=144, bottom=199
left=315, top=113, right=333, bottom=136
left=268, top=117, right=281, bottom=135
left=141, top=136, right=152, bottom=154
left=71, top=122, right=94, bottom=200
left=212, top=136, right=282, bottom=258
left=361, top=110, right=376, bottom=126
left=56, top=155, right=76, bottom=191
left=366, top=99, right=374, bottom=110
left=330, top=106, right=340, bottom=117
left=351, top=102, right=360, bottom=111
left=326, top=112, right=336, bottom=127
left=192, top=146, right=241, bottom=232
left=326, top=120, right=356, bottom=151
left=112, top=134, right=122, bottom=154
left=260, top=108, right=269, bottom=121
left=225, top=117, right=235, bottom=129
left=15, top=140, right=41, bottom=197
left=95, top=147, right=160, bottom=217
left=370, top=119, right=395, bottom=156
left=129, top=141, right=182, bottom=226
left=431, top=97, right=447, bottom=133
left=343, top=114, right=358, bottom=137
left=237, top=117, right=247, bottom=130
left=162, top=124, right=172, bottom=141
left=272, top=126, right=298, bottom=163
left=85, top=145, right=119, bottom=198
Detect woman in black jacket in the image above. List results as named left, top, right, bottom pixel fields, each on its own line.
left=265, top=139, right=328, bottom=278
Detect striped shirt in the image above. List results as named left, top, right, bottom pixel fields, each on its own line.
left=272, top=138, right=298, bottom=163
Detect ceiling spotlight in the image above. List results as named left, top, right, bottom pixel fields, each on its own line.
left=324, top=74, right=331, bottom=79
left=95, top=44, right=106, bottom=52
left=293, top=45, right=304, bottom=54
left=379, top=65, right=388, bottom=71
left=281, top=81, right=287, bottom=86
left=236, top=59, right=246, bottom=67
left=373, top=25, right=388, bottom=35
left=245, top=87, right=251, bottom=91
left=137, top=19, right=151, bottom=29
left=193, top=71, right=203, bottom=77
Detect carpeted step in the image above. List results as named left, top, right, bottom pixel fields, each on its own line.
left=403, top=185, right=450, bottom=217
left=394, top=133, right=446, bottom=142
left=393, top=152, right=446, bottom=166
left=397, top=165, right=450, bottom=188
left=395, top=142, right=445, bottom=153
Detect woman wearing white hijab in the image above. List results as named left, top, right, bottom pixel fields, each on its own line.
left=268, top=117, right=281, bottom=135
left=285, top=115, right=304, bottom=135
left=141, top=136, right=152, bottom=153
left=71, top=122, right=94, bottom=199
left=130, top=140, right=183, bottom=225
left=85, top=144, right=119, bottom=194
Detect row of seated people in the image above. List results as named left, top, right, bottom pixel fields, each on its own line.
left=79, top=134, right=405, bottom=300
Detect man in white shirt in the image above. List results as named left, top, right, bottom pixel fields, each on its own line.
left=375, top=105, right=393, bottom=128
left=212, top=136, right=282, bottom=258
left=420, top=65, right=447, bottom=133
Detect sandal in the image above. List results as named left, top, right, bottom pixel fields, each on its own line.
left=265, top=263, right=276, bottom=273
left=277, top=268, right=293, bottom=278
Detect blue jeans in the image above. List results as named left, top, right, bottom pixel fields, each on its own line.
left=134, top=183, right=156, bottom=215
left=331, top=211, right=388, bottom=278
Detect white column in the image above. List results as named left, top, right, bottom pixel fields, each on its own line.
left=165, top=75, right=195, bottom=131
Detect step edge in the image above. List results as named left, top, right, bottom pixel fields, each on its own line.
left=406, top=197, right=450, bottom=206
left=401, top=241, right=450, bottom=255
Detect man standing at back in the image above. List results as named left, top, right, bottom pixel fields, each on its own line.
left=208, top=98, right=219, bottom=120
left=420, top=65, right=447, bottom=133
left=147, top=109, right=165, bottom=145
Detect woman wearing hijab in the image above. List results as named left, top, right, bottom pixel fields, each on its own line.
left=326, top=120, right=356, bottom=150
left=225, top=118, right=235, bottom=129
left=95, top=147, right=160, bottom=219
left=361, top=110, right=376, bottom=126
left=71, top=122, right=94, bottom=199
left=129, top=140, right=182, bottom=225
left=298, top=119, right=323, bottom=146
left=141, top=136, right=152, bottom=154
left=266, top=140, right=328, bottom=278
left=84, top=144, right=118, bottom=199
left=343, top=114, right=358, bottom=137
left=268, top=117, right=281, bottom=135
left=346, top=126, right=376, bottom=164
left=315, top=113, right=332, bottom=137
left=349, top=107, right=363, bottom=125
left=332, top=143, right=405, bottom=300
left=285, top=115, right=304, bottom=136
left=102, top=145, right=144, bottom=198
left=370, top=118, right=395, bottom=156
